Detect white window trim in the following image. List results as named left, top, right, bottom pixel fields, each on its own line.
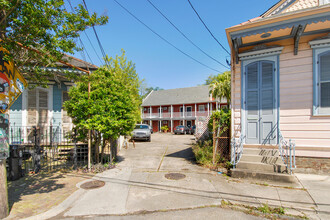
left=198, top=105, right=205, bottom=112
left=311, top=45, right=330, bottom=116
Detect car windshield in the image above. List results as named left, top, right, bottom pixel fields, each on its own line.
left=135, top=125, right=149, bottom=129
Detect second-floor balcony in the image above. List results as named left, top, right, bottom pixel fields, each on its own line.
left=142, top=111, right=209, bottom=119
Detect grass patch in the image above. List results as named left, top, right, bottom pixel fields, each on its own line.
left=192, top=139, right=230, bottom=170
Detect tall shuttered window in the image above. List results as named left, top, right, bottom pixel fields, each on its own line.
left=27, top=88, right=49, bottom=126
left=318, top=51, right=330, bottom=115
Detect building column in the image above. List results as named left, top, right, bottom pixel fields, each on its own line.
left=216, top=102, right=218, bottom=111
left=149, top=120, right=151, bottom=126
left=160, top=105, right=162, bottom=118
left=195, top=103, right=197, bottom=117
left=210, top=102, right=213, bottom=112
left=150, top=106, right=152, bottom=118
left=183, top=104, right=185, bottom=126
left=171, top=119, right=173, bottom=132
left=170, top=105, right=173, bottom=118
left=207, top=103, right=210, bottom=117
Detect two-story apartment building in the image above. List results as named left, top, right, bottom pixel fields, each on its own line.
left=141, top=85, right=227, bottom=133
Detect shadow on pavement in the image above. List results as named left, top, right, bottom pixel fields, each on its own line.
left=7, top=172, right=66, bottom=211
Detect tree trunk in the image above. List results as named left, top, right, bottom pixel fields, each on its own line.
left=0, top=159, right=9, bottom=219
left=95, top=133, right=100, bottom=164
left=100, top=138, right=106, bottom=164
left=110, top=138, right=117, bottom=162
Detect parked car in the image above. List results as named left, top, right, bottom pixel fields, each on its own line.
left=131, top=124, right=151, bottom=142
left=189, top=125, right=196, bottom=135
left=149, top=125, right=153, bottom=134
left=174, top=125, right=190, bottom=135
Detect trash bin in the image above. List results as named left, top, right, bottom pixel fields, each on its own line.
left=8, top=145, right=24, bottom=181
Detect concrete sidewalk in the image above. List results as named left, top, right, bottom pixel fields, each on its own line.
left=22, top=134, right=330, bottom=220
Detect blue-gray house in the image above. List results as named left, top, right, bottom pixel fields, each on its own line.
left=9, top=55, right=97, bottom=143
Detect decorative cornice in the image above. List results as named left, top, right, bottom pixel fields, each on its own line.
left=269, top=0, right=295, bottom=17
left=231, top=13, right=330, bottom=39
left=309, top=34, right=330, bottom=48
left=239, top=46, right=284, bottom=60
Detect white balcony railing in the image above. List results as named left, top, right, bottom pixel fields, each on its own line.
left=142, top=111, right=209, bottom=119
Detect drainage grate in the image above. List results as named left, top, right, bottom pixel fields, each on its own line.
left=165, top=173, right=186, bottom=180
left=80, top=180, right=105, bottom=190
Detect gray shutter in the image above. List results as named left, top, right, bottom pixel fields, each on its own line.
left=320, top=52, right=330, bottom=108
left=246, top=62, right=259, bottom=143
left=260, top=61, right=275, bottom=144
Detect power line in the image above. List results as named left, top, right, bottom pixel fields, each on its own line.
left=146, top=0, right=228, bottom=69
left=82, top=0, right=109, bottom=66
left=83, top=31, right=104, bottom=65
left=65, top=0, right=94, bottom=65
left=187, top=0, right=230, bottom=55
left=67, top=0, right=103, bottom=65
left=113, top=0, right=222, bottom=73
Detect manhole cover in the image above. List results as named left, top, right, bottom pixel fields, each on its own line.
left=165, top=173, right=186, bottom=180
left=80, top=180, right=105, bottom=189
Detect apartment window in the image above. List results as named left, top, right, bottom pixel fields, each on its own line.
left=312, top=47, right=330, bottom=115
left=198, top=105, right=205, bottom=112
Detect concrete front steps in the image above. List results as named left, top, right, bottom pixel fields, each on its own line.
left=231, top=146, right=297, bottom=183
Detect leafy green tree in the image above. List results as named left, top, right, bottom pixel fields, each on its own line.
left=64, top=51, right=141, bottom=162
left=0, top=0, right=108, bottom=85
left=208, top=71, right=231, bottom=105
left=140, top=86, right=163, bottom=99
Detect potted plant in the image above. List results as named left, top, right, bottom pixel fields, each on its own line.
left=161, top=125, right=169, bottom=133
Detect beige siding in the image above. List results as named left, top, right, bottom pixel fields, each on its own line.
left=231, top=60, right=242, bottom=138
left=232, top=34, right=330, bottom=157
left=279, top=35, right=330, bottom=157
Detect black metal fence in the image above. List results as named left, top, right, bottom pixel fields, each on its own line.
left=7, top=126, right=88, bottom=180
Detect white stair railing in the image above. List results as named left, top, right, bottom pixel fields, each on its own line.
left=231, top=135, right=244, bottom=168
left=278, top=131, right=296, bottom=174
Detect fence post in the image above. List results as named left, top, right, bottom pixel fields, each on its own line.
left=212, top=119, right=216, bottom=166
left=73, top=128, right=77, bottom=170
left=33, top=126, right=41, bottom=173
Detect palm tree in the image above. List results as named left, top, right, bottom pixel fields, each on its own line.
left=209, top=71, right=231, bottom=106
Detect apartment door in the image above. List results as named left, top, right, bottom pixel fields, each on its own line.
left=245, top=61, right=277, bottom=144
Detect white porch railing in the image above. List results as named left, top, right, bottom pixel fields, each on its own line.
left=142, top=111, right=209, bottom=119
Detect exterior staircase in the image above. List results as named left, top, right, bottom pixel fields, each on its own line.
left=231, top=145, right=297, bottom=183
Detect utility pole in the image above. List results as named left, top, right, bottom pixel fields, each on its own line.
left=87, top=69, right=91, bottom=170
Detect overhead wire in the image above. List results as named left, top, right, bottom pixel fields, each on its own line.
left=113, top=0, right=222, bottom=73
left=146, top=0, right=228, bottom=69
left=82, top=0, right=109, bottom=67
left=187, top=0, right=231, bottom=56
left=65, top=0, right=94, bottom=65
left=67, top=0, right=104, bottom=65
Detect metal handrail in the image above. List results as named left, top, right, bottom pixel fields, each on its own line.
left=278, top=131, right=296, bottom=174
left=231, top=134, right=244, bottom=168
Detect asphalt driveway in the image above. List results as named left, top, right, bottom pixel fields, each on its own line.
left=28, top=133, right=328, bottom=220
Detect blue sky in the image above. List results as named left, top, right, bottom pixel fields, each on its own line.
left=72, top=0, right=279, bottom=90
